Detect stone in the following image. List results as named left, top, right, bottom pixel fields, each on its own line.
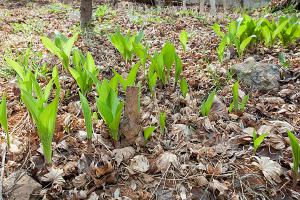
left=4, top=172, right=42, bottom=200
left=232, top=57, right=281, bottom=92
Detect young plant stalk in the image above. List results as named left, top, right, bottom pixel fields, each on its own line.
left=200, top=91, right=216, bottom=117
left=229, top=81, right=249, bottom=113
left=79, top=92, right=93, bottom=140
left=0, top=94, right=10, bottom=148
left=159, top=112, right=166, bottom=134
left=252, top=131, right=269, bottom=154
left=287, top=130, right=300, bottom=186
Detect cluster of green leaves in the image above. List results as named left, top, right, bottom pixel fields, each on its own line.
left=109, top=29, right=146, bottom=63
left=229, top=81, right=249, bottom=113
left=70, top=50, right=99, bottom=95
left=41, top=31, right=78, bottom=70
left=112, top=63, right=139, bottom=92
left=95, top=79, right=124, bottom=141
left=252, top=130, right=269, bottom=154
left=20, top=68, right=60, bottom=164
left=214, top=15, right=300, bottom=62
left=200, top=90, right=216, bottom=117
left=0, top=94, right=10, bottom=147
left=287, top=130, right=300, bottom=185
left=148, top=42, right=188, bottom=97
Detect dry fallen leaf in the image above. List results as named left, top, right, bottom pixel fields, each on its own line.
left=253, top=156, right=283, bottom=185
left=112, top=146, right=135, bottom=166
left=41, top=167, right=65, bottom=186
left=209, top=179, right=228, bottom=196
left=130, top=155, right=150, bottom=173
left=155, top=152, right=180, bottom=173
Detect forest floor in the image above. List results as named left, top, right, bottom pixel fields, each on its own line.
left=0, top=0, right=300, bottom=199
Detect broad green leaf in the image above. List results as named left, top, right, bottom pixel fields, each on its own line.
left=212, top=23, right=224, bottom=38
left=179, top=30, right=188, bottom=52
left=5, top=58, right=26, bottom=80
left=239, top=35, right=256, bottom=56
left=162, top=42, right=175, bottom=73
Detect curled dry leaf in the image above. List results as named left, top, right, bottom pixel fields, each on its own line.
left=155, top=152, right=180, bottom=173
left=94, top=162, right=114, bottom=177
left=112, top=146, right=135, bottom=167
left=253, top=156, right=283, bottom=185
left=41, top=167, right=65, bottom=186
left=130, top=155, right=150, bottom=173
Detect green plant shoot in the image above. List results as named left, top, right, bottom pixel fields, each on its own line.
left=69, top=50, right=99, bottom=95
left=180, top=78, right=189, bottom=97
left=113, top=63, right=139, bottom=92
left=144, top=126, right=156, bottom=143
left=179, top=30, right=188, bottom=52
left=41, top=31, right=78, bottom=70
left=0, top=94, right=10, bottom=148
left=159, top=112, right=166, bottom=134
left=200, top=91, right=216, bottom=117
left=229, top=81, right=249, bottom=113
left=20, top=67, right=60, bottom=164
left=79, top=92, right=93, bottom=140
left=96, top=79, right=124, bottom=141
left=287, top=130, right=300, bottom=186
left=252, top=130, right=269, bottom=154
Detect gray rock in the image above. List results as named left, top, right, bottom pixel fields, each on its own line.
left=232, top=57, right=281, bottom=92
left=4, top=172, right=42, bottom=200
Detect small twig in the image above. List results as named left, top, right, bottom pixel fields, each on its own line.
left=150, top=165, right=170, bottom=200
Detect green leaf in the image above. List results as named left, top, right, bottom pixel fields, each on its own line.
left=180, top=78, right=189, bottom=97
left=41, top=36, right=62, bottom=59
left=162, top=42, right=175, bottom=77
left=5, top=58, right=26, bottom=80
left=65, top=33, right=78, bottom=57
left=0, top=94, right=10, bottom=147
left=174, top=54, right=183, bottom=85
left=253, top=131, right=269, bottom=154
left=287, top=130, right=300, bottom=179
left=212, top=23, right=225, bottom=38
left=200, top=90, right=216, bottom=117
left=144, top=126, right=156, bottom=143
left=238, top=35, right=256, bottom=56
left=79, top=92, right=93, bottom=140
left=179, top=30, right=188, bottom=52
left=232, top=81, right=239, bottom=112
left=217, top=36, right=227, bottom=63
left=159, top=112, right=166, bottom=134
